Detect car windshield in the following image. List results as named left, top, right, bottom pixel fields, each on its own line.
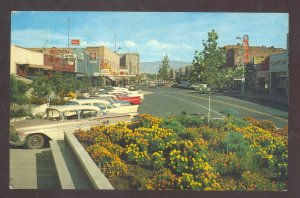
left=46, top=109, right=63, bottom=121
left=79, top=109, right=99, bottom=119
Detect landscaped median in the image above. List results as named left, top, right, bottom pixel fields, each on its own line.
left=72, top=113, right=287, bottom=190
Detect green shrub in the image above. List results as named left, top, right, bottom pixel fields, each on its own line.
left=258, top=120, right=276, bottom=130
left=209, top=119, right=226, bottom=128
left=224, top=131, right=250, bottom=157
left=238, top=171, right=281, bottom=191
left=176, top=114, right=207, bottom=128
left=178, top=128, right=202, bottom=141
left=231, top=117, right=250, bottom=127
left=240, top=150, right=259, bottom=172
left=161, top=119, right=184, bottom=134
left=10, top=108, right=31, bottom=118
left=208, top=151, right=242, bottom=176
left=49, top=98, right=66, bottom=105
left=30, top=97, right=47, bottom=105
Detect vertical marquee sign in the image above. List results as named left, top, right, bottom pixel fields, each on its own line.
left=243, top=35, right=249, bottom=64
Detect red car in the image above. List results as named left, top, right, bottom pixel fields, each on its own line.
left=110, top=93, right=142, bottom=105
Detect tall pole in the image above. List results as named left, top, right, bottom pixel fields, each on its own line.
left=208, top=93, right=211, bottom=124
left=236, top=36, right=245, bottom=96
left=68, top=17, right=70, bottom=51
left=115, top=33, right=116, bottom=52
left=242, top=40, right=245, bottom=96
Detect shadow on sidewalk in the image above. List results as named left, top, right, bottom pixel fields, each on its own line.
left=36, top=150, right=60, bottom=189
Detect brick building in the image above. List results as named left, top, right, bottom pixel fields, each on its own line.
left=118, top=53, right=140, bottom=76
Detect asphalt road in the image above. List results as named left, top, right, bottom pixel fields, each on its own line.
left=138, top=86, right=288, bottom=128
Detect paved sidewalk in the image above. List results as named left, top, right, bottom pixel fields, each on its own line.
left=10, top=148, right=60, bottom=189
left=223, top=90, right=288, bottom=105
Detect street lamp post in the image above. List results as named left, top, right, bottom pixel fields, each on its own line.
left=236, top=36, right=245, bottom=96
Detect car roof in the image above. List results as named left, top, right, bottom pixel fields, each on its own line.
left=68, top=98, right=110, bottom=104
left=90, top=94, right=118, bottom=99
left=47, top=105, right=101, bottom=112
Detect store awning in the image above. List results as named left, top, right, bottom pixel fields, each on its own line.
left=11, top=74, right=33, bottom=84
left=28, top=64, right=53, bottom=70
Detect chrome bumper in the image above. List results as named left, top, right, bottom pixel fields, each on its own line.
left=9, top=139, right=26, bottom=147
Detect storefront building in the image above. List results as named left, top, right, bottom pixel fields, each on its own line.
left=10, top=45, right=53, bottom=78
left=269, top=52, right=288, bottom=96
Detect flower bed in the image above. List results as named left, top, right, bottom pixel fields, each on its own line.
left=74, top=114, right=287, bottom=190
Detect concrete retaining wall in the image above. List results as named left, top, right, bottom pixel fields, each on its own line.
left=64, top=132, right=114, bottom=190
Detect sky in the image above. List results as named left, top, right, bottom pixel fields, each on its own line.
left=11, top=11, right=289, bottom=62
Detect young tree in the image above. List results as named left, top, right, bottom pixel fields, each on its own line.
left=191, top=30, right=226, bottom=90
left=158, top=54, right=170, bottom=82
left=191, top=30, right=237, bottom=122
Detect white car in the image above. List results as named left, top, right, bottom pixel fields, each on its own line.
left=106, top=90, right=144, bottom=100
left=66, top=98, right=139, bottom=118
left=10, top=105, right=131, bottom=149
left=89, top=94, right=131, bottom=107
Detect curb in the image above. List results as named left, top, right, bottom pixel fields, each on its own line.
left=64, top=132, right=114, bottom=190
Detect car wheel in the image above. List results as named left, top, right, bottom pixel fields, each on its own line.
left=25, top=134, right=46, bottom=149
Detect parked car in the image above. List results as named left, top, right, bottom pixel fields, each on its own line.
left=10, top=105, right=131, bottom=149
left=66, top=99, right=139, bottom=118
left=89, top=94, right=131, bottom=106
left=177, top=82, right=190, bottom=89
left=109, top=93, right=142, bottom=105
left=107, top=90, right=144, bottom=100
left=148, top=82, right=157, bottom=88
left=196, top=84, right=211, bottom=94
left=188, top=84, right=200, bottom=90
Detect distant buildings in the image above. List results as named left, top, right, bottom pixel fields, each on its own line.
left=10, top=45, right=140, bottom=86
left=172, top=45, right=288, bottom=96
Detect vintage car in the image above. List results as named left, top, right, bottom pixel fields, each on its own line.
left=66, top=98, right=139, bottom=118
left=89, top=94, right=131, bottom=107
left=108, top=93, right=142, bottom=105
left=10, top=105, right=131, bottom=149
left=107, top=90, right=144, bottom=100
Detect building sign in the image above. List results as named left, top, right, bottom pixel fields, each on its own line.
left=89, top=53, right=97, bottom=63
left=243, top=35, right=250, bottom=64
left=71, top=39, right=80, bottom=45
left=120, top=69, right=128, bottom=75
left=256, top=71, right=269, bottom=78
left=73, top=49, right=84, bottom=60
left=253, top=57, right=265, bottom=65
left=270, top=53, right=288, bottom=73
left=50, top=47, right=70, bottom=56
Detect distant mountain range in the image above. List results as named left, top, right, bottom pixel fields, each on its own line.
left=140, top=61, right=191, bottom=74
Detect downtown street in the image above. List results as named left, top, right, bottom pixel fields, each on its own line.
left=138, top=85, right=288, bottom=128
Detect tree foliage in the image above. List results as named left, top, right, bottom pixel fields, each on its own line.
left=191, top=30, right=241, bottom=91
left=31, top=72, right=53, bottom=98
left=77, top=75, right=93, bottom=93
left=10, top=75, right=30, bottom=108
left=158, top=54, right=170, bottom=81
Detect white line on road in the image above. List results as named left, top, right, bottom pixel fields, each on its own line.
left=160, top=90, right=288, bottom=123
left=155, top=91, right=225, bottom=119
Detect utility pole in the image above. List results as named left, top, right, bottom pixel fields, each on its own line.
left=68, top=17, right=70, bottom=51
left=115, top=33, right=117, bottom=52
left=208, top=93, right=211, bottom=124
left=236, top=36, right=245, bottom=96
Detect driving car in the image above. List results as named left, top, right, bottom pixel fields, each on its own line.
left=10, top=105, right=131, bottom=149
